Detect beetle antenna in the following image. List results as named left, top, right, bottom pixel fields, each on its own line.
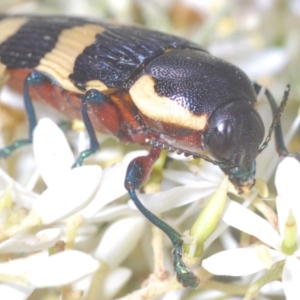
left=258, top=84, right=290, bottom=154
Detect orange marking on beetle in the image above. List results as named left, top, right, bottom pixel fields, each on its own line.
left=130, top=74, right=208, bottom=131
left=35, top=24, right=107, bottom=93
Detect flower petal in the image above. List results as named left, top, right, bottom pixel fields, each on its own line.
left=163, top=159, right=223, bottom=186
left=95, top=217, right=145, bottom=268
left=0, top=228, right=62, bottom=253
left=0, top=251, right=48, bottom=276
left=32, top=165, right=101, bottom=224
left=222, top=200, right=281, bottom=249
left=73, top=224, right=99, bottom=247
left=81, top=163, right=128, bottom=218
left=104, top=267, right=132, bottom=299
left=0, top=168, right=37, bottom=210
left=27, top=250, right=99, bottom=287
left=282, top=256, right=300, bottom=300
left=260, top=280, right=284, bottom=297
left=88, top=205, right=131, bottom=223
left=134, top=181, right=216, bottom=214
left=275, top=157, right=300, bottom=198
left=0, top=283, right=33, bottom=300
left=202, top=247, right=282, bottom=276
left=33, top=118, right=74, bottom=187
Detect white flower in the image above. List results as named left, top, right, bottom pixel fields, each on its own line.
left=0, top=119, right=136, bottom=299
left=0, top=228, right=62, bottom=253
left=95, top=216, right=145, bottom=268
left=202, top=157, right=300, bottom=299
left=135, top=158, right=225, bottom=219
left=0, top=250, right=100, bottom=287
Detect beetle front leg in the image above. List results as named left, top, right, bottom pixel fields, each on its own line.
left=0, top=70, right=42, bottom=158
left=125, top=147, right=200, bottom=288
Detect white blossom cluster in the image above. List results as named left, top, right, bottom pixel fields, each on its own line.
left=0, top=1, right=299, bottom=299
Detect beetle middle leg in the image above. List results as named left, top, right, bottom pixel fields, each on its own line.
left=0, top=70, right=41, bottom=158
left=125, top=147, right=200, bottom=288
left=72, top=89, right=102, bottom=167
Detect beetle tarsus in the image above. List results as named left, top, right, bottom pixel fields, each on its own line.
left=172, top=240, right=200, bottom=288
left=0, top=139, right=32, bottom=158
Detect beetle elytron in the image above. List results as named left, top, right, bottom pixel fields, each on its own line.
left=0, top=15, right=295, bottom=288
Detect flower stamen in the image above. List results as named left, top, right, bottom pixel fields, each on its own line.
left=281, top=209, right=297, bottom=255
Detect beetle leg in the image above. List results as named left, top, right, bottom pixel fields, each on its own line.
left=125, top=147, right=200, bottom=288
left=72, top=89, right=104, bottom=167
left=0, top=70, right=43, bottom=158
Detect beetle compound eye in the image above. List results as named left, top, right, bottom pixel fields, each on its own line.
left=207, top=120, right=235, bottom=162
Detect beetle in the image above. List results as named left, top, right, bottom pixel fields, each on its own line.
left=0, top=15, right=296, bottom=288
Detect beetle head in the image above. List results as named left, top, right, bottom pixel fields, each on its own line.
left=204, top=100, right=265, bottom=193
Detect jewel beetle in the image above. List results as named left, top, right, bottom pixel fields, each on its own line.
left=0, top=15, right=295, bottom=288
